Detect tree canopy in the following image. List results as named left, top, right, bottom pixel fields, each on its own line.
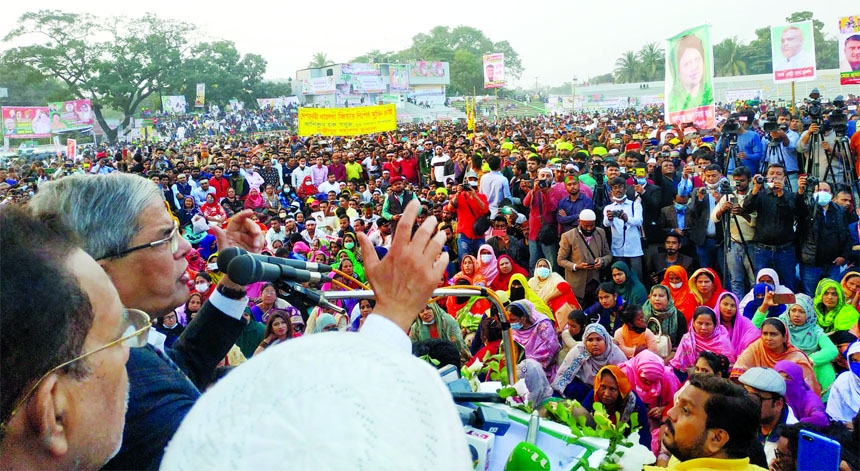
left=1, top=10, right=279, bottom=143
left=351, top=25, right=523, bottom=96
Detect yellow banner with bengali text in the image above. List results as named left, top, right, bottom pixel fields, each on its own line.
left=298, top=104, right=397, bottom=136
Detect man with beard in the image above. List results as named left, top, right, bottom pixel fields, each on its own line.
left=687, top=164, right=725, bottom=276
left=711, top=166, right=756, bottom=297
left=382, top=176, right=415, bottom=234
left=649, top=233, right=695, bottom=284
left=646, top=374, right=766, bottom=471
left=558, top=209, right=612, bottom=306
left=556, top=174, right=594, bottom=234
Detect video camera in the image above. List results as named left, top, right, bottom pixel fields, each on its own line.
left=762, top=111, right=787, bottom=133
left=828, top=95, right=848, bottom=136
left=718, top=179, right=734, bottom=196
left=591, top=162, right=605, bottom=183
left=806, top=89, right=823, bottom=125
left=722, top=117, right=741, bottom=136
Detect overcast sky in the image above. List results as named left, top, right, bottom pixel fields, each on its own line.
left=0, top=1, right=850, bottom=88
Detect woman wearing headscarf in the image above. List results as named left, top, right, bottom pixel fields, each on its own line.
left=553, top=323, right=627, bottom=401
left=732, top=318, right=821, bottom=396
left=773, top=360, right=829, bottom=428
left=410, top=303, right=471, bottom=364
left=244, top=187, right=267, bottom=213
left=475, top=244, right=499, bottom=288
left=507, top=300, right=560, bottom=380
left=611, top=260, right=648, bottom=307
left=715, top=292, right=759, bottom=359
left=643, top=284, right=687, bottom=349
left=448, top=255, right=486, bottom=287
left=584, top=282, right=626, bottom=334
left=660, top=265, right=697, bottom=322
left=177, top=195, right=199, bottom=228
left=558, top=309, right=588, bottom=363
left=581, top=365, right=651, bottom=450
left=620, top=350, right=681, bottom=454
left=777, top=293, right=838, bottom=398
left=529, top=257, right=581, bottom=313
left=687, top=267, right=725, bottom=310
left=670, top=306, right=736, bottom=376
left=840, top=271, right=860, bottom=310
left=490, top=254, right=528, bottom=292
left=333, top=249, right=366, bottom=284
left=507, top=273, right=554, bottom=323
left=743, top=282, right=786, bottom=321
left=297, top=175, right=318, bottom=201
left=200, top=193, right=227, bottom=226
left=813, top=278, right=860, bottom=334
left=826, top=341, right=860, bottom=424
left=311, top=313, right=338, bottom=333
left=738, top=268, right=794, bottom=314
left=614, top=303, right=658, bottom=359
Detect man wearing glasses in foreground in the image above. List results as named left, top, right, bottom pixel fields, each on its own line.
left=1, top=207, right=149, bottom=469
left=30, top=173, right=264, bottom=470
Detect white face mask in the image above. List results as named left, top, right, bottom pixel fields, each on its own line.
left=207, top=262, right=219, bottom=271
left=195, top=282, right=210, bottom=293
left=670, top=281, right=683, bottom=289
left=421, top=319, right=436, bottom=325
left=480, top=254, right=493, bottom=264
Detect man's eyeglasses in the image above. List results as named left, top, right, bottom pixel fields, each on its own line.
left=97, top=222, right=181, bottom=261
left=1, top=308, right=150, bottom=432
left=746, top=389, right=777, bottom=403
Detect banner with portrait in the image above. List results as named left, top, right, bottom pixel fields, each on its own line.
left=2, top=106, right=52, bottom=138
left=389, top=64, right=410, bottom=91
left=770, top=21, right=816, bottom=83
left=410, top=61, right=446, bottom=78
left=838, top=15, right=860, bottom=85
left=482, top=53, right=505, bottom=89
left=161, top=96, right=187, bottom=114
left=66, top=138, right=77, bottom=161
left=47, top=99, right=94, bottom=132
left=301, top=76, right=337, bottom=95
left=195, top=83, right=205, bottom=108
left=665, top=25, right=715, bottom=129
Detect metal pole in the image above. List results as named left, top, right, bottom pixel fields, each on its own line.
left=791, top=81, right=796, bottom=115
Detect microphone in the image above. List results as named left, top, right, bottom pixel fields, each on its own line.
left=504, top=411, right=549, bottom=470
left=218, top=247, right=332, bottom=273
left=281, top=280, right=345, bottom=314
left=226, top=255, right=331, bottom=286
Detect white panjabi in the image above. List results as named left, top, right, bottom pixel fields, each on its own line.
left=160, top=331, right=471, bottom=471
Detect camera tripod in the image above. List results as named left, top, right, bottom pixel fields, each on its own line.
left=722, top=134, right=740, bottom=176
left=831, top=133, right=860, bottom=205
left=720, top=194, right=755, bottom=289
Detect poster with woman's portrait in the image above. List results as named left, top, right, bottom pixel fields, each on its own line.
left=665, top=25, right=715, bottom=129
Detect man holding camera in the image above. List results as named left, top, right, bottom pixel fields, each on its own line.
left=602, top=176, right=644, bottom=280
left=711, top=166, right=757, bottom=297
left=797, top=114, right=842, bottom=185
left=446, top=171, right=489, bottom=262
left=741, top=163, right=799, bottom=291
left=523, top=167, right=559, bottom=274
left=716, top=111, right=763, bottom=174
left=687, top=164, right=725, bottom=277
left=796, top=179, right=854, bottom=295
left=761, top=110, right=801, bottom=191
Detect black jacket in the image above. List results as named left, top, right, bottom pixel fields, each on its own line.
left=797, top=202, right=854, bottom=265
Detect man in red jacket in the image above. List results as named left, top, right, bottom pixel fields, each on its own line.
left=208, top=167, right=230, bottom=201
left=447, top=171, right=489, bottom=262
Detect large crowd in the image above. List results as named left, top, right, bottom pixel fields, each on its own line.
left=2, top=97, right=860, bottom=471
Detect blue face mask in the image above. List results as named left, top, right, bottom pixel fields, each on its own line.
left=510, top=322, right=522, bottom=331
left=813, top=191, right=832, bottom=207
left=674, top=203, right=686, bottom=211
left=851, top=361, right=860, bottom=380
left=635, top=178, right=647, bottom=186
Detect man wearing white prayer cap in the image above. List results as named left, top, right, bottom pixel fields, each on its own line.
left=557, top=207, right=612, bottom=304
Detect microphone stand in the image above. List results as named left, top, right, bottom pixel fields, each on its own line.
left=276, top=280, right=346, bottom=321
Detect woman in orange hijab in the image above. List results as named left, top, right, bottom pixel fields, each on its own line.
left=687, top=267, right=726, bottom=311
left=661, top=265, right=697, bottom=322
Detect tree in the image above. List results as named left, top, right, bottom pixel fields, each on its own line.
left=175, top=40, right=268, bottom=107
left=0, top=62, right=74, bottom=106
left=308, top=52, right=332, bottom=68
left=714, top=37, right=748, bottom=77
left=614, top=51, right=640, bottom=83
left=589, top=73, right=615, bottom=85
left=252, top=80, right=292, bottom=102
left=636, top=42, right=665, bottom=81
left=3, top=10, right=195, bottom=143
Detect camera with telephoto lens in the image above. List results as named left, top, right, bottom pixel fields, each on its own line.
left=754, top=175, right=765, bottom=185
left=537, top=179, right=550, bottom=190
left=806, top=98, right=823, bottom=125
left=762, top=111, right=785, bottom=133
left=806, top=175, right=819, bottom=190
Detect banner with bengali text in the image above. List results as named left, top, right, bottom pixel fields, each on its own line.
left=161, top=96, right=187, bottom=114
left=483, top=53, right=505, bottom=89
left=724, top=89, right=763, bottom=102
left=665, top=24, right=715, bottom=129
left=2, top=106, right=52, bottom=138
left=298, top=104, right=396, bottom=136
left=47, top=99, right=94, bottom=132
left=838, top=15, right=860, bottom=85
left=338, top=75, right=386, bottom=94
left=301, top=76, right=337, bottom=95
left=770, top=21, right=816, bottom=83
left=341, top=63, right=380, bottom=75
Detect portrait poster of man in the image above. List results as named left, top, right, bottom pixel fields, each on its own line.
left=770, top=20, right=816, bottom=83
left=482, top=53, right=505, bottom=89
left=839, top=15, right=860, bottom=85
left=664, top=25, right=714, bottom=129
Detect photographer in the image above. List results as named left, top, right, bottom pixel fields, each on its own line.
left=761, top=110, right=801, bottom=191
left=740, top=163, right=799, bottom=291
left=797, top=114, right=840, bottom=184
left=446, top=171, right=489, bottom=262
left=711, top=166, right=756, bottom=298
left=602, top=176, right=644, bottom=280
left=523, top=167, right=559, bottom=274
left=687, top=164, right=725, bottom=276
left=716, top=111, right=763, bottom=173
left=796, top=179, right=854, bottom=295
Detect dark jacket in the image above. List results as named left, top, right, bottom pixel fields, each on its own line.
left=103, top=298, right=244, bottom=470
left=797, top=202, right=854, bottom=266
left=627, top=184, right=663, bottom=243
left=687, top=189, right=723, bottom=246
left=740, top=188, right=798, bottom=245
